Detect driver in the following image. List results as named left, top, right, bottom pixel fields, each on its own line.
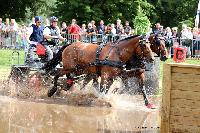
left=43, top=16, right=66, bottom=61
left=25, top=16, right=44, bottom=64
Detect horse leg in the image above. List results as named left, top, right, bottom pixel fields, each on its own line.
left=137, top=71, right=155, bottom=109
left=48, top=69, right=67, bottom=97
left=48, top=73, right=60, bottom=97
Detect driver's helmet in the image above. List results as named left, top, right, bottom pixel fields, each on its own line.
left=35, top=16, right=42, bottom=23
left=50, top=16, right=58, bottom=23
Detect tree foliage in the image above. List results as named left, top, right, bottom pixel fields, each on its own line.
left=54, top=0, right=154, bottom=26
left=147, top=0, right=198, bottom=27
left=0, top=0, right=199, bottom=29
left=0, top=0, right=56, bottom=22
left=133, top=6, right=151, bottom=34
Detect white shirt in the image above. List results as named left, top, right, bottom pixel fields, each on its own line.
left=43, top=26, right=62, bottom=38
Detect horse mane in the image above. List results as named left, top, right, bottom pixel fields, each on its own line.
left=115, top=35, right=140, bottom=43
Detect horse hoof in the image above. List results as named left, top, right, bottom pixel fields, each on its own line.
left=146, top=103, right=156, bottom=109
left=47, top=88, right=57, bottom=97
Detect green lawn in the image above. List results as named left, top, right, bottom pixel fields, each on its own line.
left=0, top=49, right=25, bottom=67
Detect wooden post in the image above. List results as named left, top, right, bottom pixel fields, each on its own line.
left=161, top=63, right=171, bottom=133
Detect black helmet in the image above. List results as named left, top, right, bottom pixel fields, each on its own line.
left=50, top=16, right=58, bottom=23
left=35, top=16, right=42, bottom=22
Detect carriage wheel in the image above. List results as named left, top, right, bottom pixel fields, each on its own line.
left=8, top=66, right=29, bottom=84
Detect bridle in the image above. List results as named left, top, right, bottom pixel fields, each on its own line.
left=151, top=35, right=166, bottom=57
left=134, top=37, right=151, bottom=61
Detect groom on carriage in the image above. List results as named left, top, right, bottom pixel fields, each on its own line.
left=43, top=16, right=66, bottom=61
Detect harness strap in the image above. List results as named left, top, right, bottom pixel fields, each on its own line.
left=95, top=42, right=124, bottom=75
left=96, top=43, right=107, bottom=62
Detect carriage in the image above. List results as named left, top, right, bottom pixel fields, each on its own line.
left=7, top=42, right=68, bottom=92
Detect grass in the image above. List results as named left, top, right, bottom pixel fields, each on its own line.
left=0, top=49, right=25, bottom=66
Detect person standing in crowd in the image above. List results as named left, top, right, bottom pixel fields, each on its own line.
left=2, top=18, right=10, bottom=33
left=43, top=16, right=66, bottom=61
left=91, top=20, right=97, bottom=31
left=96, top=20, right=106, bottom=42
left=86, top=23, right=96, bottom=43
left=110, top=24, right=116, bottom=35
left=164, top=27, right=173, bottom=57
left=115, top=19, right=123, bottom=35
left=124, top=21, right=132, bottom=36
left=192, top=27, right=200, bottom=56
left=0, top=18, right=4, bottom=31
left=97, top=20, right=105, bottom=35
left=10, top=19, right=18, bottom=48
left=60, top=21, right=68, bottom=38
left=80, top=23, right=87, bottom=34
left=0, top=18, right=5, bottom=47
left=25, top=16, right=44, bottom=64
left=20, top=24, right=28, bottom=50
left=172, top=27, right=178, bottom=38
left=80, top=23, right=87, bottom=42
left=2, top=18, right=11, bottom=48
left=68, top=19, right=81, bottom=42
left=153, top=23, right=163, bottom=35
left=181, top=24, right=193, bottom=58
left=110, top=23, right=117, bottom=42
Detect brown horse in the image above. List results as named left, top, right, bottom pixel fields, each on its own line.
left=46, top=35, right=155, bottom=107
left=79, top=34, right=167, bottom=108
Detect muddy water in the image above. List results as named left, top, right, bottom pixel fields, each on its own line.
left=0, top=95, right=160, bottom=133
left=0, top=69, right=161, bottom=133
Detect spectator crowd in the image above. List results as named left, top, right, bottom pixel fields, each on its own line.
left=0, top=17, right=200, bottom=57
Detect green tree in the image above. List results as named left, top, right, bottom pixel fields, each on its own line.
left=54, top=0, right=153, bottom=26
left=0, top=0, right=56, bottom=22
left=147, top=0, right=198, bottom=27
left=133, top=5, right=151, bottom=34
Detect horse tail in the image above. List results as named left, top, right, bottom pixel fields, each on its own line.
left=42, top=44, right=69, bottom=73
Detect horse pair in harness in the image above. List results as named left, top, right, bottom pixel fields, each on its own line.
left=42, top=33, right=167, bottom=109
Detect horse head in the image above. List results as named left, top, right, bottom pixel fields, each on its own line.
left=135, top=37, right=155, bottom=63
left=149, top=34, right=168, bottom=61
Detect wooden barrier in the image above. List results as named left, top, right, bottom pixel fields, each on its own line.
left=161, top=63, right=200, bottom=133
